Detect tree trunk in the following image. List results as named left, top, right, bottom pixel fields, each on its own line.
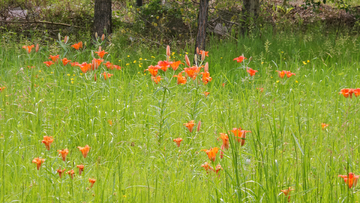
left=194, top=0, right=209, bottom=57
left=241, top=0, right=260, bottom=35
left=136, top=0, right=142, bottom=7
left=93, top=0, right=112, bottom=38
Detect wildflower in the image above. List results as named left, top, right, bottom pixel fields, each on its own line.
left=77, top=62, right=91, bottom=73
left=58, top=148, right=69, bottom=161
left=200, top=72, right=212, bottom=84
left=78, top=145, right=91, bottom=158
left=233, top=55, right=247, bottom=63
left=105, top=61, right=114, bottom=70
left=303, top=61, right=307, bottom=65
left=22, top=45, right=35, bottom=53
left=184, top=66, right=201, bottom=80
left=183, top=120, right=195, bottom=133
left=89, top=178, right=96, bottom=188
left=103, top=72, right=113, bottom=80
left=247, top=68, right=258, bottom=77
left=41, top=136, right=54, bottom=151
left=340, top=88, right=354, bottom=98
left=93, top=58, right=104, bottom=67
left=276, top=70, right=286, bottom=78
left=101, top=34, right=105, bottom=41
left=321, top=123, right=329, bottom=130
left=354, top=88, right=360, bottom=97
left=185, top=55, right=191, bottom=66
left=157, top=61, right=172, bottom=72
left=204, top=91, right=210, bottom=97
left=67, top=170, right=75, bottom=179
left=201, top=147, right=219, bottom=162
left=151, top=76, right=161, bottom=84
left=173, top=72, right=187, bottom=85
left=57, top=168, right=66, bottom=178
left=32, top=157, right=45, bottom=170
left=113, top=65, right=122, bottom=70
left=49, top=55, right=60, bottom=62
left=286, top=71, right=296, bottom=78
left=170, top=61, right=183, bottom=71
left=35, top=44, right=39, bottom=52
left=256, top=87, right=264, bottom=92
left=199, top=50, right=209, bottom=57
left=166, top=45, right=170, bottom=57
left=338, top=173, right=360, bottom=188
left=281, top=187, right=294, bottom=202
left=95, top=50, right=108, bottom=59
left=108, top=120, right=113, bottom=126
left=145, top=65, right=160, bottom=77
left=64, top=36, right=69, bottom=44
left=0, top=87, right=5, bottom=92
left=214, top=164, right=222, bottom=174
left=231, top=128, right=251, bottom=146
left=201, top=162, right=213, bottom=173
left=44, top=61, right=54, bottom=67
left=71, top=42, right=83, bottom=50
left=77, top=165, right=85, bottom=175
left=173, top=138, right=183, bottom=147
left=218, top=133, right=229, bottom=150
left=62, top=58, right=71, bottom=66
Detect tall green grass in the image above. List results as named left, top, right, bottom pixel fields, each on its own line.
left=1, top=30, right=360, bottom=202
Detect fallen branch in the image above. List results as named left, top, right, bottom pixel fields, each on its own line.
left=0, top=20, right=81, bottom=28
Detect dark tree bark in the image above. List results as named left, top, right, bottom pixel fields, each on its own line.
left=93, top=0, right=112, bottom=38
left=241, top=0, right=260, bottom=35
left=194, top=0, right=209, bottom=57
left=136, top=0, right=142, bottom=7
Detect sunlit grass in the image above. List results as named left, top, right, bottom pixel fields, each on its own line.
left=1, top=31, right=360, bottom=202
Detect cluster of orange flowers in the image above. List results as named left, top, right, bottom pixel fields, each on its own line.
left=339, top=88, right=360, bottom=98
left=145, top=45, right=211, bottom=86
left=33, top=136, right=96, bottom=188
left=22, top=44, right=39, bottom=53
left=276, top=70, right=296, bottom=78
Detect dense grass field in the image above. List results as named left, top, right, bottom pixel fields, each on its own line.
left=1, top=31, right=360, bottom=202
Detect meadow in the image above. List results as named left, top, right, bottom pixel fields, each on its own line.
left=1, top=30, right=360, bottom=202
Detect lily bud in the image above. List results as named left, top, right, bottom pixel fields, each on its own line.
left=197, top=120, right=201, bottom=132
left=166, top=45, right=170, bottom=56
left=194, top=54, right=197, bottom=65
left=64, top=36, right=69, bottom=44
left=185, top=55, right=191, bottom=67
left=94, top=73, right=97, bottom=81
left=101, top=34, right=105, bottom=41
left=95, top=32, right=98, bottom=39
left=98, top=46, right=102, bottom=52
left=196, top=47, right=199, bottom=54
left=204, top=62, right=209, bottom=72
left=201, top=51, right=205, bottom=61
left=35, top=44, right=39, bottom=52
left=58, top=33, right=61, bottom=41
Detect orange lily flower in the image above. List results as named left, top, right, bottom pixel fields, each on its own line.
left=184, top=66, right=201, bottom=80
left=170, top=61, right=183, bottom=71
left=183, top=120, right=195, bottom=132
left=201, top=162, right=213, bottom=173
left=338, top=173, right=360, bottom=188
left=44, top=61, right=54, bottom=67
left=89, top=178, right=96, bottom=188
left=62, top=58, right=71, bottom=66
left=340, top=88, right=354, bottom=98
left=281, top=187, right=294, bottom=202
left=108, top=120, right=113, bottom=126
left=218, top=133, right=229, bottom=150
left=95, top=50, right=108, bottom=59
left=286, top=71, right=296, bottom=78
left=231, top=128, right=251, bottom=146
left=49, top=55, right=60, bottom=62
left=71, top=62, right=79, bottom=67
left=157, top=61, right=172, bottom=72
left=93, top=58, right=104, bottom=67
left=173, top=72, right=187, bottom=84
left=32, top=157, right=45, bottom=170
left=201, top=147, right=219, bottom=162
left=321, top=123, right=329, bottom=130
left=151, top=76, right=161, bottom=84
left=67, top=169, right=75, bottom=179
left=0, top=86, right=5, bottom=92
left=22, top=45, right=35, bottom=53
left=233, top=55, right=247, bottom=63
left=58, top=148, right=69, bottom=161
left=41, top=136, right=54, bottom=151
left=57, top=168, right=66, bottom=178
left=173, top=138, right=183, bottom=147
left=113, top=65, right=122, bottom=70
left=105, top=61, right=114, bottom=70
left=145, top=65, right=160, bottom=77
left=214, top=164, right=222, bottom=174
left=199, top=50, right=209, bottom=57
left=276, top=70, right=286, bottom=78
left=77, top=62, right=92, bottom=73
left=77, top=165, right=85, bottom=175
left=200, top=72, right=212, bottom=84
left=354, top=88, right=360, bottom=97
left=204, top=91, right=210, bottom=97
left=247, top=68, right=258, bottom=76
left=71, top=42, right=83, bottom=50
left=78, top=145, right=91, bottom=158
